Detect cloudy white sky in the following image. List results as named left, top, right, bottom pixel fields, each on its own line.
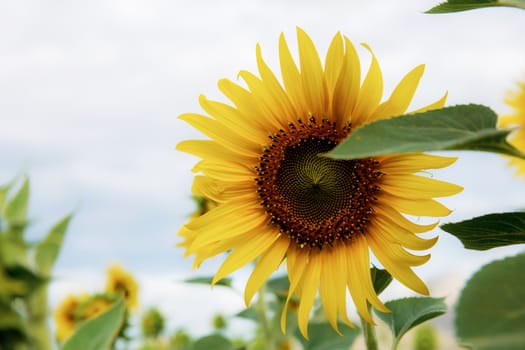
left=1, top=0, right=525, bottom=340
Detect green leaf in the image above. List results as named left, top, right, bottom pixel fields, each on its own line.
left=375, top=297, right=447, bottom=346
left=234, top=306, right=259, bottom=322
left=192, top=334, right=235, bottom=350
left=371, top=267, right=392, bottom=296
left=3, top=177, right=30, bottom=228
left=0, top=265, right=46, bottom=297
left=266, top=275, right=289, bottom=296
left=426, top=0, right=525, bottom=13
left=327, top=104, right=525, bottom=160
left=61, top=298, right=126, bottom=350
left=441, top=212, right=525, bottom=250
left=34, top=214, right=72, bottom=275
left=296, top=320, right=360, bottom=350
left=455, top=253, right=525, bottom=349
left=183, top=276, right=232, bottom=288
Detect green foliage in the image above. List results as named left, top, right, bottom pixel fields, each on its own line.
left=375, top=297, right=447, bottom=349
left=441, top=212, right=525, bottom=250
left=169, top=329, right=192, bottom=350
left=327, top=104, right=525, bottom=160
left=413, top=324, right=439, bottom=350
left=192, top=334, right=235, bottom=350
left=0, top=176, right=71, bottom=350
left=455, top=253, right=525, bottom=350
left=295, top=320, right=360, bottom=350
left=184, top=276, right=233, bottom=288
left=62, top=298, right=127, bottom=350
left=212, top=313, right=227, bottom=331
left=142, top=307, right=166, bottom=339
left=371, top=267, right=392, bottom=295
left=426, top=0, right=525, bottom=13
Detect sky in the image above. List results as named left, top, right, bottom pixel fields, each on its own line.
left=1, top=0, right=525, bottom=341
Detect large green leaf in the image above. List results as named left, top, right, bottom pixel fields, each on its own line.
left=327, top=105, right=525, bottom=160
left=455, top=253, right=525, bottom=350
left=34, top=214, right=72, bottom=275
left=61, top=298, right=126, bottom=350
left=441, top=212, right=525, bottom=250
left=192, top=334, right=235, bottom=350
left=183, top=276, right=232, bottom=288
left=375, top=297, right=447, bottom=348
left=426, top=0, right=525, bottom=13
left=296, top=320, right=360, bottom=350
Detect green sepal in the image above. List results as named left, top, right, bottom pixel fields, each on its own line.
left=34, top=214, right=73, bottom=275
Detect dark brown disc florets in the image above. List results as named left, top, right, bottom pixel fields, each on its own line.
left=255, top=116, right=382, bottom=250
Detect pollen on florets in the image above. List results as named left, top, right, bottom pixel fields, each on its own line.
left=255, top=117, right=382, bottom=250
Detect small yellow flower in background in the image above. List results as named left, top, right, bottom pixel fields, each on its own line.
left=499, top=80, right=525, bottom=177
left=177, top=28, right=462, bottom=337
left=78, top=294, right=115, bottom=320
left=53, top=294, right=83, bottom=342
left=106, top=264, right=139, bottom=310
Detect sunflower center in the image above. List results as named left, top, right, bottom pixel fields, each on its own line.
left=256, top=117, right=381, bottom=250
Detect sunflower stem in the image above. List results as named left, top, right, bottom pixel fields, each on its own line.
left=360, top=311, right=379, bottom=350
left=255, top=284, right=276, bottom=350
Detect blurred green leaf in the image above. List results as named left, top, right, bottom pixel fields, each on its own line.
left=375, top=297, right=447, bottom=347
left=62, top=298, right=126, bottom=350
left=296, top=320, right=360, bottom=350
left=3, top=177, right=30, bottom=229
left=34, top=214, right=72, bottom=275
left=266, top=275, right=289, bottom=296
left=328, top=105, right=525, bottom=160
left=371, top=267, right=392, bottom=296
left=0, top=265, right=46, bottom=297
left=455, top=253, right=525, bottom=350
left=234, top=306, right=259, bottom=322
left=184, top=276, right=232, bottom=288
left=441, top=212, right=525, bottom=250
left=0, top=301, right=25, bottom=331
left=0, top=234, right=28, bottom=267
left=192, top=334, right=234, bottom=350
left=426, top=0, right=525, bottom=13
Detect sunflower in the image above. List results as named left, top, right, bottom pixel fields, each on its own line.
left=53, top=294, right=83, bottom=342
left=177, top=28, right=462, bottom=337
left=499, top=80, right=525, bottom=177
left=105, top=264, right=139, bottom=310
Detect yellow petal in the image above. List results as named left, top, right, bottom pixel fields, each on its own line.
left=297, top=254, right=321, bottom=339
left=279, top=33, right=307, bottom=118
left=379, top=193, right=452, bottom=217
left=375, top=204, right=438, bottom=233
left=297, top=27, right=327, bottom=117
left=332, top=36, right=360, bottom=125
left=379, top=153, right=458, bottom=173
left=192, top=160, right=254, bottom=182
left=372, top=215, right=438, bottom=251
left=244, top=237, right=290, bottom=306
left=324, top=32, right=344, bottom=95
left=367, top=234, right=429, bottom=295
left=256, top=44, right=298, bottom=122
left=177, top=140, right=255, bottom=164
left=179, top=113, right=260, bottom=156
left=320, top=248, right=341, bottom=333
left=281, top=247, right=308, bottom=332
left=370, top=65, right=425, bottom=121
left=352, top=43, right=383, bottom=127
left=381, top=174, right=463, bottom=199
left=212, top=230, right=280, bottom=284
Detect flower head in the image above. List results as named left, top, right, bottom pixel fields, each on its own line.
left=53, top=294, right=84, bottom=342
left=499, top=80, right=525, bottom=177
left=105, top=264, right=139, bottom=310
left=177, top=28, right=462, bottom=337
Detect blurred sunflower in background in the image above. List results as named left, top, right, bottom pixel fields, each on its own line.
left=106, top=264, right=139, bottom=310
left=499, top=80, right=525, bottom=177
left=177, top=28, right=462, bottom=337
left=53, top=294, right=84, bottom=342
